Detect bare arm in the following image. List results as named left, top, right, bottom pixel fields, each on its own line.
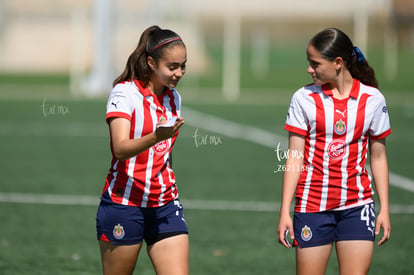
left=277, top=132, right=305, bottom=247
left=369, top=138, right=391, bottom=246
left=109, top=117, right=184, bottom=161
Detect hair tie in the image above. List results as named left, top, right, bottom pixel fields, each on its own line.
left=148, top=38, right=181, bottom=54
left=352, top=46, right=365, bottom=62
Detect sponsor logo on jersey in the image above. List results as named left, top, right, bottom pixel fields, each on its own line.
left=301, top=225, right=312, bottom=241
left=158, top=115, right=167, bottom=124
left=335, top=109, right=347, bottom=117
left=334, top=119, right=346, bottom=135
left=154, top=140, right=169, bottom=155
left=111, top=101, right=119, bottom=109
left=113, top=224, right=125, bottom=240
left=327, top=139, right=346, bottom=160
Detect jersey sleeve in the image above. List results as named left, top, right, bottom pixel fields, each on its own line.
left=369, top=93, right=391, bottom=140
left=284, top=90, right=308, bottom=136
left=106, top=85, right=133, bottom=123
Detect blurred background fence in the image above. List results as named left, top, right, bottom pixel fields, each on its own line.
left=0, top=0, right=413, bottom=100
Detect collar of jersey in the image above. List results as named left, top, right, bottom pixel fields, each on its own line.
left=321, top=79, right=360, bottom=99
left=133, top=79, right=174, bottom=99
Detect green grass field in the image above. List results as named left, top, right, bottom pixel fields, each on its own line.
left=0, top=46, right=413, bottom=274
left=0, top=97, right=413, bottom=274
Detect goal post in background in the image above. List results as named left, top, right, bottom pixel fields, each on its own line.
left=72, top=0, right=114, bottom=97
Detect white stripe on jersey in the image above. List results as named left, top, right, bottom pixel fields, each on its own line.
left=286, top=80, right=391, bottom=213
left=108, top=161, right=119, bottom=198
left=141, top=96, right=159, bottom=207
left=103, top=80, right=181, bottom=207
left=157, top=169, right=165, bottom=206
left=157, top=141, right=172, bottom=205
left=122, top=156, right=136, bottom=205
left=301, top=166, right=312, bottom=212
left=320, top=95, right=334, bottom=211
left=122, top=176, right=134, bottom=205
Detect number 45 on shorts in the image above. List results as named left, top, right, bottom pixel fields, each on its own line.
left=360, top=203, right=376, bottom=236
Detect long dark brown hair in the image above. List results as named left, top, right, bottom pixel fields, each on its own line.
left=309, top=28, right=378, bottom=88
left=113, top=25, right=185, bottom=87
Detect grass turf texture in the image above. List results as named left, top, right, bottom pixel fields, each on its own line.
left=0, top=46, right=413, bottom=274
left=0, top=98, right=413, bottom=274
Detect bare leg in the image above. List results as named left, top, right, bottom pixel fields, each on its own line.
left=99, top=240, right=142, bottom=275
left=147, top=234, right=189, bottom=275
left=336, top=240, right=373, bottom=275
left=296, top=243, right=333, bottom=275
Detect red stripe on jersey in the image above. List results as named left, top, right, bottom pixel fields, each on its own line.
left=325, top=98, right=348, bottom=210
left=284, top=124, right=307, bottom=136
left=301, top=93, right=327, bottom=212
left=103, top=80, right=181, bottom=208
left=296, top=133, right=310, bottom=209
left=133, top=98, right=154, bottom=206
left=346, top=94, right=371, bottom=207
left=130, top=109, right=137, bottom=139
left=127, top=109, right=146, bottom=205
left=147, top=161, right=173, bottom=205
left=106, top=110, right=137, bottom=205
left=310, top=93, right=326, bottom=212
left=287, top=80, right=390, bottom=213
left=371, top=129, right=391, bottom=140
left=168, top=90, right=177, bottom=115
left=106, top=112, right=131, bottom=123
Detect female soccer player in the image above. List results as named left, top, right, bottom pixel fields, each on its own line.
left=277, top=27, right=391, bottom=275
left=96, top=25, right=188, bottom=275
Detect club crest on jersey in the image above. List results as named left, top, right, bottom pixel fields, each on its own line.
left=158, top=115, right=167, bottom=124
left=327, top=140, right=346, bottom=160
left=154, top=140, right=169, bottom=155
left=334, top=119, right=346, bottom=135
left=301, top=225, right=312, bottom=241
left=113, top=224, right=125, bottom=240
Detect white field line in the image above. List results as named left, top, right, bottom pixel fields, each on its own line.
left=183, top=108, right=414, bottom=193
left=183, top=108, right=287, bottom=149
left=0, top=107, right=413, bottom=193
left=0, top=192, right=413, bottom=214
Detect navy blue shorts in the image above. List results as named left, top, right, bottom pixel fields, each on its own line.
left=293, top=203, right=376, bottom=248
left=96, top=199, right=188, bottom=245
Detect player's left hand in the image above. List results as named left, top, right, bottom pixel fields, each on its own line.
left=155, top=117, right=184, bottom=140
left=375, top=210, right=391, bottom=246
left=277, top=214, right=294, bottom=248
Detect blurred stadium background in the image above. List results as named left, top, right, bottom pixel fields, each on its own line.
left=1, top=0, right=414, bottom=99
left=0, top=0, right=413, bottom=274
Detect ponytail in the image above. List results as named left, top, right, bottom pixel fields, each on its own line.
left=113, top=25, right=185, bottom=87
left=310, top=28, right=379, bottom=88
left=348, top=46, right=378, bottom=88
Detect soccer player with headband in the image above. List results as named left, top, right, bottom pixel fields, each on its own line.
left=96, top=25, right=188, bottom=275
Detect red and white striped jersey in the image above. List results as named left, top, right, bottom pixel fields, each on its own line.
left=101, top=80, right=181, bottom=208
left=285, top=79, right=391, bottom=213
